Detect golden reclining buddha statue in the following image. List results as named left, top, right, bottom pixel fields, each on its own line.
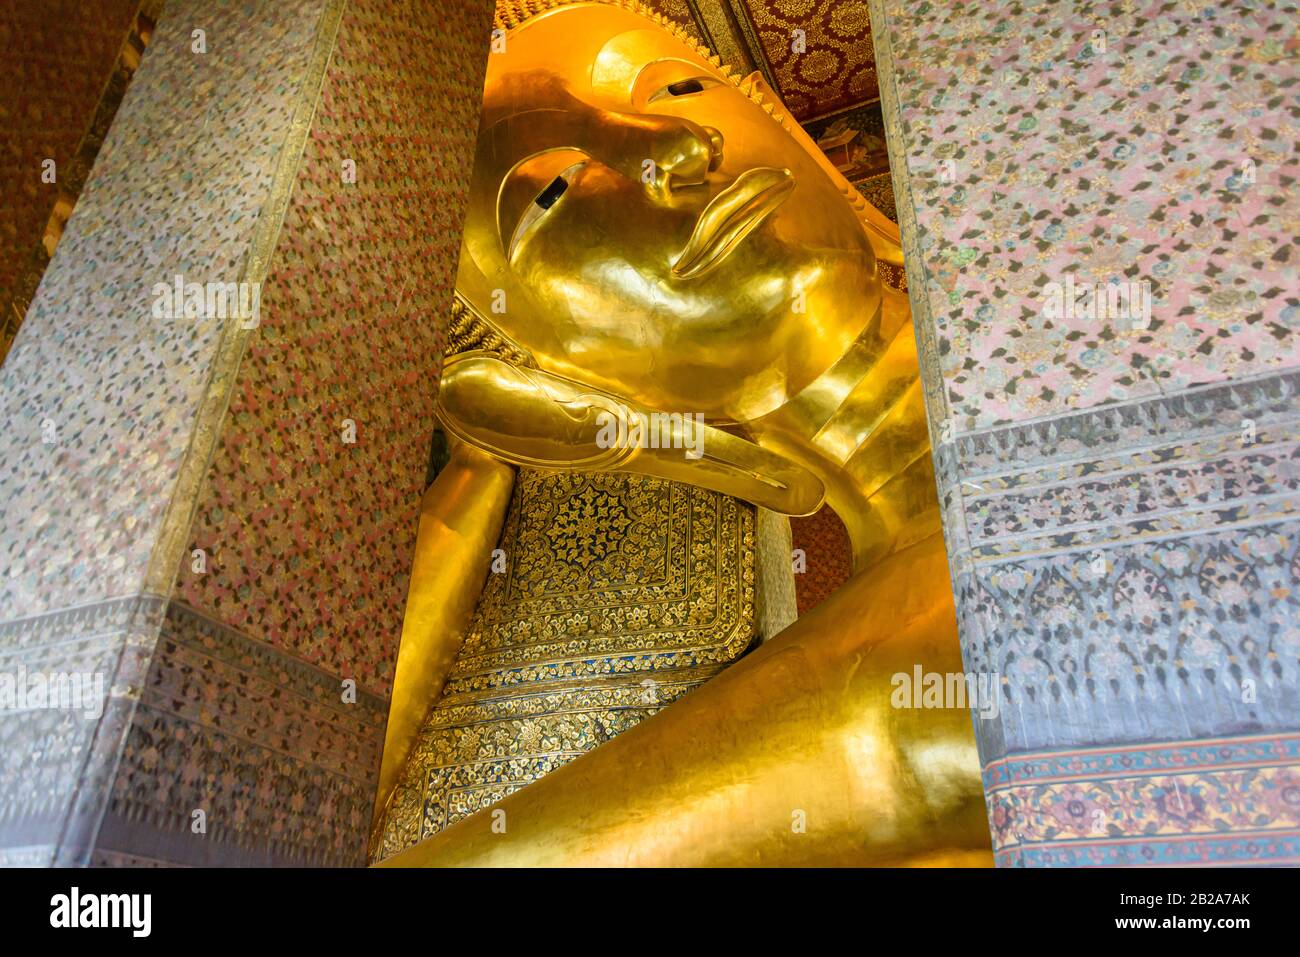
left=372, top=0, right=993, bottom=867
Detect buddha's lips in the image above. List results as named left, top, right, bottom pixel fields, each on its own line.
left=672, top=166, right=793, bottom=280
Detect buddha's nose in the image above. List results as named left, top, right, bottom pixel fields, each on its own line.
left=628, top=114, right=724, bottom=192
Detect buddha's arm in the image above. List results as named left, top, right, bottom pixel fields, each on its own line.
left=436, top=351, right=825, bottom=516
left=377, top=531, right=993, bottom=867
left=370, top=441, right=514, bottom=842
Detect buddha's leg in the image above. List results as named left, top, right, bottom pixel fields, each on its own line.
left=378, top=530, right=992, bottom=867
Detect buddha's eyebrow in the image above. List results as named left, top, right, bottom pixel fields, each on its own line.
left=483, top=109, right=582, bottom=166
left=485, top=105, right=639, bottom=173
left=633, top=57, right=676, bottom=76
left=488, top=108, right=574, bottom=139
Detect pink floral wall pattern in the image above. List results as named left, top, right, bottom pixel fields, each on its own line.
left=872, top=0, right=1300, bottom=866
left=880, top=0, right=1296, bottom=430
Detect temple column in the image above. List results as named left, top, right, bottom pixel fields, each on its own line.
left=0, top=0, right=493, bottom=866
left=871, top=0, right=1299, bottom=864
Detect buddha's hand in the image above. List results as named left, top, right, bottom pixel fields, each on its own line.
left=437, top=352, right=825, bottom=516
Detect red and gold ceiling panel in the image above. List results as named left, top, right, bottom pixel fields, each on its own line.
left=662, top=0, right=880, bottom=122
left=736, top=0, right=878, bottom=120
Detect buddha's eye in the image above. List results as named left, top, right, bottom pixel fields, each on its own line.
left=648, top=75, right=718, bottom=104
left=507, top=161, right=585, bottom=259
left=534, top=174, right=568, bottom=210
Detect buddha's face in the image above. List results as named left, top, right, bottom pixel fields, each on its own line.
left=457, top=3, right=880, bottom=421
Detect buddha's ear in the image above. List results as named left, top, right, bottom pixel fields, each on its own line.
left=436, top=352, right=825, bottom=516
left=738, top=71, right=905, bottom=270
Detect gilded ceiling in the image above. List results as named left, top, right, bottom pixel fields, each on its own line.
left=658, top=0, right=879, bottom=122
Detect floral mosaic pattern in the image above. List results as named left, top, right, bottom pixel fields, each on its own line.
left=0, top=597, right=161, bottom=865
left=877, top=0, right=1298, bottom=431
left=986, top=734, right=1300, bottom=865
left=739, top=0, right=879, bottom=119
left=871, top=0, right=1300, bottom=865
left=0, top=0, right=324, bottom=623
left=0, top=0, right=496, bottom=866
left=0, top=0, right=331, bottom=867
left=930, top=368, right=1300, bottom=864
left=177, top=0, right=493, bottom=693
left=157, top=0, right=495, bottom=863
left=789, top=506, right=852, bottom=614
left=921, top=374, right=1300, bottom=759
left=375, top=470, right=758, bottom=860
left=656, top=1, right=880, bottom=121
left=444, top=470, right=756, bottom=694
left=101, top=601, right=388, bottom=867
left=958, top=520, right=1300, bottom=758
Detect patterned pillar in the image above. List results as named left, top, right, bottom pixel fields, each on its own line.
left=0, top=0, right=493, bottom=866
left=872, top=0, right=1299, bottom=865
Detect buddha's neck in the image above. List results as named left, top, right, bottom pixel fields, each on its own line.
left=749, top=283, right=939, bottom=573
